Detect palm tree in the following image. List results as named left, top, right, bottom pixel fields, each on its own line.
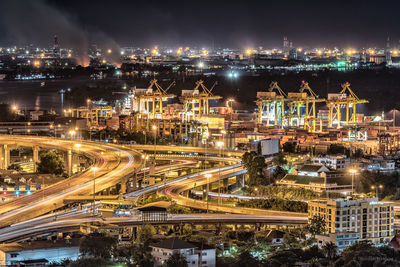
left=322, top=241, right=337, bottom=260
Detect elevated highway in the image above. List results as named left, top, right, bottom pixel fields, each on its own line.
left=0, top=207, right=307, bottom=243
left=0, top=135, right=142, bottom=227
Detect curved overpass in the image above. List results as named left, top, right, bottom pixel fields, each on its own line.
left=0, top=135, right=142, bottom=227
left=161, top=165, right=307, bottom=218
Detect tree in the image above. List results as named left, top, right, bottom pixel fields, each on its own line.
left=68, top=257, right=113, bottom=267
left=265, top=250, right=299, bottom=267
left=306, top=215, right=326, bottom=236
left=136, top=224, right=156, bottom=246
left=272, top=153, right=287, bottom=166
left=79, top=232, right=117, bottom=259
left=37, top=151, right=64, bottom=175
left=321, top=241, right=337, bottom=260
left=164, top=253, right=188, bottom=267
left=235, top=251, right=261, bottom=267
left=242, top=151, right=267, bottom=186
left=271, top=166, right=287, bottom=182
left=283, top=232, right=300, bottom=249
left=116, top=244, right=154, bottom=266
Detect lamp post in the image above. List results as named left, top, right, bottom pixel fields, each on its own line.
left=152, top=125, right=157, bottom=161
left=141, top=154, right=149, bottom=185
left=205, top=173, right=211, bottom=213
left=91, top=166, right=99, bottom=216
left=349, top=169, right=358, bottom=195
left=203, top=132, right=209, bottom=170
left=220, top=130, right=226, bottom=155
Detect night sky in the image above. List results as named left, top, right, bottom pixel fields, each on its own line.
left=0, top=0, right=400, bottom=49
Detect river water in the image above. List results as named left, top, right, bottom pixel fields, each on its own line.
left=0, top=79, right=90, bottom=112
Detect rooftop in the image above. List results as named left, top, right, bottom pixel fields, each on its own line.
left=0, top=239, right=80, bottom=253
left=151, top=238, right=197, bottom=250
left=281, top=174, right=350, bottom=185
left=299, top=164, right=329, bottom=173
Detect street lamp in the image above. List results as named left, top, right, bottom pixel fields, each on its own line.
left=91, top=166, right=99, bottom=216
left=205, top=173, right=212, bottom=213
left=141, top=154, right=149, bottom=184
left=349, top=168, right=358, bottom=195
left=68, top=130, right=76, bottom=140
left=152, top=125, right=157, bottom=161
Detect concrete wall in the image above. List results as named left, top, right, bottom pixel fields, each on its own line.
left=3, top=246, right=79, bottom=266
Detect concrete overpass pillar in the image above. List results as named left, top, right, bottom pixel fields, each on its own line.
left=0, top=146, right=4, bottom=170
left=33, top=146, right=39, bottom=172
left=119, top=177, right=128, bottom=194
left=223, top=178, right=229, bottom=193
left=184, top=190, right=190, bottom=198
left=66, top=149, right=72, bottom=177
left=129, top=176, right=137, bottom=192
left=0, top=145, right=10, bottom=170
left=202, top=184, right=208, bottom=200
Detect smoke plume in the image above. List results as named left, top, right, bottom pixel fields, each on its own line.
left=0, top=0, right=121, bottom=66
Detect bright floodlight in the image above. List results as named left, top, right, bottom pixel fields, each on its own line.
left=68, top=130, right=76, bottom=135
left=198, top=62, right=204, bottom=68
left=349, top=169, right=358, bottom=174
left=216, top=141, right=224, bottom=147
left=74, top=144, right=81, bottom=148
left=205, top=174, right=212, bottom=178
left=91, top=167, right=99, bottom=172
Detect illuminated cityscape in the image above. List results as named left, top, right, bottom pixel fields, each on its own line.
left=1, top=0, right=400, bottom=266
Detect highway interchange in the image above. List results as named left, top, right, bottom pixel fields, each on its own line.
left=0, top=135, right=308, bottom=242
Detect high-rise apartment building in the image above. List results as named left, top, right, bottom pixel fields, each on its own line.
left=309, top=198, right=394, bottom=251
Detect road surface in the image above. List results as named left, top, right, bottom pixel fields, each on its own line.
left=0, top=135, right=141, bottom=227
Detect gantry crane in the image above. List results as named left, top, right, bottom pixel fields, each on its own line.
left=136, top=79, right=176, bottom=129
left=327, top=82, right=368, bottom=128
left=256, top=81, right=287, bottom=127
left=286, top=81, right=325, bottom=132
left=180, top=80, right=221, bottom=122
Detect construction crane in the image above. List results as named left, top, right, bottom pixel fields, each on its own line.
left=286, top=81, right=325, bottom=132
left=180, top=80, right=221, bottom=122
left=256, top=81, right=287, bottom=127
left=136, top=79, right=176, bottom=129
left=327, top=82, right=368, bottom=128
